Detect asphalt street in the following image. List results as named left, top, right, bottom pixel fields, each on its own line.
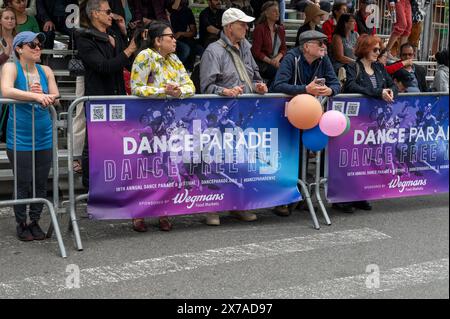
left=0, top=193, right=448, bottom=299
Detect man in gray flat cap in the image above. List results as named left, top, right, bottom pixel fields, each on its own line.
left=271, top=29, right=340, bottom=216
left=271, top=30, right=340, bottom=96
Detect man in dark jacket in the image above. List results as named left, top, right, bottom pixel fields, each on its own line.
left=36, top=0, right=79, bottom=49
left=399, top=43, right=429, bottom=92
left=271, top=30, right=339, bottom=216
left=77, top=0, right=138, bottom=188
left=271, top=30, right=340, bottom=97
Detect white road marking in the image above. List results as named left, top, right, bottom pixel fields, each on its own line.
left=241, top=258, right=449, bottom=299
left=0, top=228, right=389, bottom=298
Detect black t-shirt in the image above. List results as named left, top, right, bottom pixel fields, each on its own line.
left=199, top=7, right=225, bottom=44
left=169, top=6, right=196, bottom=35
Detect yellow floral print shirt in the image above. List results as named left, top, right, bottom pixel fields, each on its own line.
left=130, top=48, right=195, bottom=98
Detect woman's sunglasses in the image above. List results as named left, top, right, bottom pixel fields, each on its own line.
left=24, top=42, right=43, bottom=50
left=160, top=33, right=175, bottom=40
left=373, top=47, right=381, bottom=54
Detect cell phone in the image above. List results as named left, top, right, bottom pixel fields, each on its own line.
left=315, top=78, right=326, bottom=86
left=1, top=38, right=7, bottom=47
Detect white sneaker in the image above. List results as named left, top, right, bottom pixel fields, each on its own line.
left=230, top=210, right=257, bottom=222
left=205, top=213, right=220, bottom=226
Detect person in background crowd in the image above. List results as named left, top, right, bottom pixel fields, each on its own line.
left=36, top=0, right=78, bottom=49
left=77, top=0, right=138, bottom=191
left=0, top=0, right=35, bottom=16
left=168, top=0, right=203, bottom=70
left=378, top=48, right=413, bottom=75
left=294, top=1, right=327, bottom=46
left=223, top=0, right=254, bottom=17
left=291, top=0, right=331, bottom=13
left=392, top=68, right=420, bottom=93
left=399, top=43, right=428, bottom=92
left=322, top=1, right=347, bottom=43
left=3, top=0, right=39, bottom=33
left=1, top=31, right=59, bottom=241
left=330, top=13, right=358, bottom=74
left=432, top=48, right=449, bottom=93
left=200, top=8, right=267, bottom=225
left=107, top=0, right=134, bottom=38
left=199, top=0, right=225, bottom=48
left=251, top=1, right=286, bottom=84
left=409, top=0, right=430, bottom=50
left=354, top=0, right=376, bottom=36
left=271, top=30, right=339, bottom=216
left=341, top=34, right=398, bottom=213
left=0, top=7, right=16, bottom=67
left=0, top=7, right=16, bottom=144
left=128, top=0, right=169, bottom=26
left=385, top=0, right=412, bottom=59
left=250, top=0, right=284, bottom=22
left=130, top=21, right=195, bottom=232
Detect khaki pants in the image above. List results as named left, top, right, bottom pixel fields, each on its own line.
left=73, top=76, right=86, bottom=158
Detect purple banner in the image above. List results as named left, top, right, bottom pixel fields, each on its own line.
left=327, top=94, right=449, bottom=203
left=86, top=97, right=301, bottom=220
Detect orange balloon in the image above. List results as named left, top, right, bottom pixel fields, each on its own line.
left=286, top=94, right=323, bottom=130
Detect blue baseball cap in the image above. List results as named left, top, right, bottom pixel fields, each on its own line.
left=13, top=31, right=46, bottom=50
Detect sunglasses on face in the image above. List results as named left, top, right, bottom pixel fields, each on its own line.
left=308, top=40, right=327, bottom=47
left=372, top=47, right=381, bottom=53
left=160, top=33, right=175, bottom=40
left=24, top=42, right=43, bottom=50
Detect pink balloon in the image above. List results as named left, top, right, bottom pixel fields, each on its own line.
left=319, top=110, right=347, bottom=137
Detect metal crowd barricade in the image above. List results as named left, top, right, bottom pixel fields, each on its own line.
left=0, top=98, right=67, bottom=258
left=65, top=94, right=329, bottom=250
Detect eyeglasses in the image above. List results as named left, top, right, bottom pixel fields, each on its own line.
left=308, top=40, right=327, bottom=47
left=160, top=33, right=175, bottom=40
left=372, top=47, right=381, bottom=53
left=24, top=42, right=43, bottom=50
left=97, top=9, right=113, bottom=15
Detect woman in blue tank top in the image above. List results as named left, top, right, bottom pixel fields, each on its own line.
left=0, top=31, right=59, bottom=241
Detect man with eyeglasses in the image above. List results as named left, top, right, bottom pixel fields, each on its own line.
left=76, top=0, right=138, bottom=189
left=271, top=30, right=340, bottom=97
left=398, top=43, right=428, bottom=92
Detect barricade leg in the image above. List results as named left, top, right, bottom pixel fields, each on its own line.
left=0, top=199, right=67, bottom=258
left=297, top=179, right=320, bottom=230
left=314, top=151, right=331, bottom=225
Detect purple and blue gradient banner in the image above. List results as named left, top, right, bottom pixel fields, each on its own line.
left=86, top=97, right=301, bottom=220
left=327, top=94, right=449, bottom=203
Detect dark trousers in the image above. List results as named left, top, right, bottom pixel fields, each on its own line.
left=41, top=16, right=74, bottom=49
left=7, top=149, right=53, bottom=224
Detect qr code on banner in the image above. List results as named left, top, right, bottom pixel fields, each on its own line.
left=346, top=102, right=360, bottom=116
left=90, top=104, right=106, bottom=122
left=332, top=101, right=345, bottom=113
left=109, top=104, right=126, bottom=121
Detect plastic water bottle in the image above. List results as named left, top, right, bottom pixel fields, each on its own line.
left=392, top=10, right=397, bottom=24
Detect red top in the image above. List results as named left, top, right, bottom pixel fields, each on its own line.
left=251, top=22, right=287, bottom=63
left=322, top=17, right=359, bottom=43
left=385, top=60, right=405, bottom=74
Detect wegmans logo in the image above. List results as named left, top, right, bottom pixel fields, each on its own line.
left=388, top=176, right=427, bottom=193
left=172, top=189, right=225, bottom=209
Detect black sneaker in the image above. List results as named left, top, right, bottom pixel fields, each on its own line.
left=352, top=201, right=372, bottom=211
left=16, top=223, right=34, bottom=241
left=332, top=203, right=355, bottom=214
left=29, top=221, right=46, bottom=240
